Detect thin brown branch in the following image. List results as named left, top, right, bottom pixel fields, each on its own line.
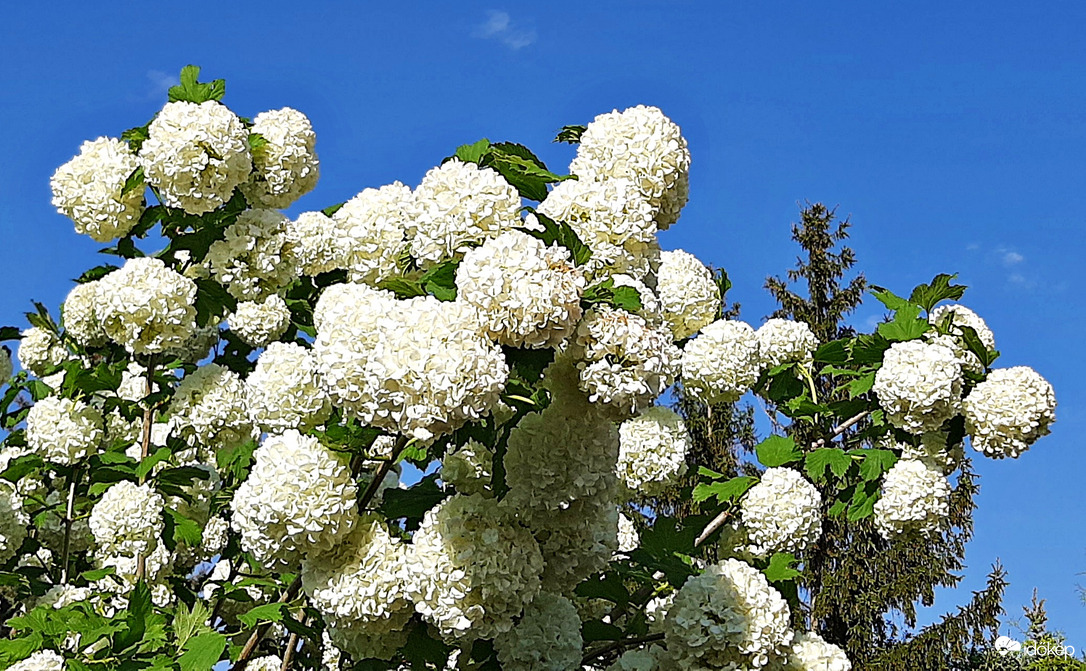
left=135, top=357, right=157, bottom=582
left=358, top=435, right=408, bottom=511
left=809, top=410, right=869, bottom=449
left=59, top=466, right=81, bottom=584
left=231, top=576, right=303, bottom=671
left=581, top=633, right=665, bottom=665
left=694, top=507, right=732, bottom=547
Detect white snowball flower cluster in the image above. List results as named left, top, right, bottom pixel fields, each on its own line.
left=168, top=364, right=254, bottom=450
left=247, top=656, right=282, bottom=671
left=408, top=159, right=522, bottom=267
left=228, top=294, right=291, bottom=347
left=757, top=319, right=820, bottom=370
left=63, top=281, right=107, bottom=347
left=407, top=493, right=544, bottom=642
left=681, top=320, right=762, bottom=404
left=27, top=397, right=104, bottom=465
left=873, top=340, right=963, bottom=433
left=230, top=430, right=358, bottom=568
left=504, top=401, right=619, bottom=510
left=740, top=468, right=822, bottom=557
left=314, top=285, right=508, bottom=441
left=241, top=107, right=319, bottom=209
left=873, top=459, right=950, bottom=540
left=456, top=230, right=586, bottom=348
left=139, top=100, right=252, bottom=214
left=0, top=485, right=29, bottom=565
left=333, top=183, right=413, bottom=285
left=206, top=209, right=295, bottom=301
left=202, top=516, right=230, bottom=557
left=538, top=178, right=659, bottom=281
left=528, top=491, right=619, bottom=592
left=286, top=211, right=342, bottom=276
left=442, top=440, right=493, bottom=496
left=569, top=105, right=691, bottom=230
left=930, top=304, right=996, bottom=352
left=617, top=512, right=640, bottom=554
left=88, top=481, right=164, bottom=559
left=493, top=592, right=583, bottom=671
left=302, top=515, right=414, bottom=661
left=963, top=366, right=1056, bottom=459
left=51, top=136, right=143, bottom=242
left=18, top=327, right=70, bottom=377
left=786, top=631, right=852, bottom=671
left=656, top=250, right=719, bottom=339
left=617, top=406, right=691, bottom=497
left=246, top=342, right=331, bottom=433
left=9, top=650, right=66, bottom=671
left=607, top=645, right=673, bottom=671
left=664, top=558, right=793, bottom=670
left=573, top=306, right=681, bottom=415
left=94, top=258, right=198, bottom=355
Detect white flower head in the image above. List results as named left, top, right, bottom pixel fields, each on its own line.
left=51, top=137, right=144, bottom=242
left=757, top=319, right=819, bottom=370
left=139, top=100, right=252, bottom=214
left=494, top=592, right=583, bottom=671
left=657, top=250, right=720, bottom=339
left=27, top=397, right=104, bottom=465
left=740, top=468, right=822, bottom=557
left=89, top=481, right=164, bottom=559
left=228, top=294, right=291, bottom=347
left=873, top=340, right=963, bottom=433
left=786, top=631, right=852, bottom=671
left=9, top=650, right=66, bottom=671
left=333, top=182, right=414, bottom=286
left=681, top=320, right=761, bottom=404
left=206, top=209, right=295, bottom=301
left=94, top=257, right=198, bottom=355
left=617, top=406, right=690, bottom=497
left=873, top=459, right=950, bottom=540
left=0, top=486, right=29, bottom=565
left=963, top=366, right=1056, bottom=459
left=63, top=281, right=108, bottom=347
left=169, top=364, right=254, bottom=450
left=246, top=342, right=332, bottom=434
left=18, top=327, right=70, bottom=377
left=242, top=107, right=319, bottom=209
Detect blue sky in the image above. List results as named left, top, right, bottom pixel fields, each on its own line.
left=1, top=0, right=1083, bottom=647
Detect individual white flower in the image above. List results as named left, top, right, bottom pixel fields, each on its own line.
left=248, top=656, right=282, bottom=671
left=664, top=559, right=793, bottom=670
left=314, top=288, right=508, bottom=441
left=167, top=324, right=220, bottom=364
left=442, top=440, right=493, bottom=496
left=504, top=399, right=619, bottom=511
left=0, top=485, right=28, bottom=565
left=572, top=306, right=681, bottom=416
left=94, top=257, right=198, bottom=355
left=139, top=100, right=252, bottom=214
left=27, top=397, right=104, bottom=465
left=0, top=346, right=11, bottom=382
left=37, top=584, right=92, bottom=610
left=617, top=512, right=640, bottom=554
left=241, top=107, right=319, bottom=209
left=205, top=209, right=295, bottom=301
left=680, top=320, right=761, bottom=404
left=786, top=631, right=852, bottom=671
left=51, top=136, right=143, bottom=242
left=656, top=250, right=719, bottom=339
left=62, top=281, right=107, bottom=347
left=740, top=468, right=822, bottom=557
left=9, top=649, right=66, bottom=671
left=407, top=159, right=521, bottom=267
left=527, top=489, right=619, bottom=593
left=285, top=211, right=341, bottom=276
left=230, top=430, right=358, bottom=568
left=494, top=592, right=583, bottom=671
left=407, top=493, right=544, bottom=642
left=569, top=105, right=691, bottom=230
left=538, top=178, right=659, bottom=282
left=456, top=230, right=585, bottom=348
left=929, top=304, right=996, bottom=352
left=757, top=319, right=819, bottom=370
left=89, top=481, right=164, bottom=559
left=616, top=406, right=690, bottom=497
left=644, top=593, right=674, bottom=633
left=333, top=182, right=414, bottom=285
left=302, top=516, right=414, bottom=660
left=228, top=294, right=291, bottom=347
left=607, top=645, right=674, bottom=671
left=18, top=327, right=70, bottom=377
left=963, top=366, right=1056, bottom=459
left=873, top=340, right=962, bottom=433
left=169, top=364, right=254, bottom=450
left=246, top=342, right=331, bottom=433
left=873, top=459, right=950, bottom=540
left=202, top=516, right=230, bottom=557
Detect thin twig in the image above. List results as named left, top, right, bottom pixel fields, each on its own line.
left=694, top=507, right=733, bottom=547
left=279, top=631, right=299, bottom=671
left=231, top=576, right=303, bottom=671
left=809, top=410, right=869, bottom=449
left=134, top=357, right=157, bottom=582
left=359, top=436, right=408, bottom=511
left=581, top=633, right=665, bottom=665
left=59, top=467, right=81, bottom=584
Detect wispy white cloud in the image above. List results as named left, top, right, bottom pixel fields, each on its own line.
left=473, top=10, right=536, bottom=50
left=996, top=247, right=1024, bottom=267
left=146, top=70, right=179, bottom=99
left=968, top=243, right=1038, bottom=289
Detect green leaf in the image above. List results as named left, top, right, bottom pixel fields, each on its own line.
left=846, top=372, right=876, bottom=398
left=523, top=211, right=592, bottom=266
left=0, top=632, right=43, bottom=668
left=75, top=264, right=119, bottom=284
left=697, top=466, right=726, bottom=479
left=455, top=138, right=491, bottom=164
left=847, top=481, right=880, bottom=521
left=376, top=277, right=426, bottom=299
left=79, top=567, right=116, bottom=582
left=554, top=124, right=586, bottom=144
left=136, top=448, right=172, bottom=481
left=168, top=65, right=226, bottom=104
left=164, top=508, right=203, bottom=550
left=321, top=201, right=346, bottom=217
left=379, top=473, right=448, bottom=531
left=420, top=259, right=460, bottom=301
left=755, top=436, right=802, bottom=468
left=237, top=602, right=286, bottom=628
left=877, top=302, right=929, bottom=342
left=121, top=167, right=146, bottom=200
left=178, top=632, right=226, bottom=671
left=193, top=278, right=236, bottom=327
left=402, top=624, right=453, bottom=669
left=805, top=448, right=852, bottom=483
left=958, top=325, right=998, bottom=368
left=582, top=620, right=624, bottom=642
left=813, top=340, right=849, bottom=365
left=850, top=333, right=891, bottom=364
left=247, top=132, right=268, bottom=153
left=483, top=142, right=572, bottom=202
left=869, top=286, right=911, bottom=311
left=856, top=448, right=898, bottom=481
left=121, top=124, right=151, bottom=153
left=763, top=552, right=802, bottom=583
left=909, top=273, right=967, bottom=313
left=692, top=475, right=756, bottom=504
left=114, top=581, right=152, bottom=652
left=574, top=572, right=629, bottom=605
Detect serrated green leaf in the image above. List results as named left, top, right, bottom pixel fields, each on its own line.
left=75, top=264, right=119, bottom=284
left=697, top=466, right=726, bottom=479
left=909, top=273, right=967, bottom=313
left=813, top=340, right=849, bottom=365
left=178, top=632, right=226, bottom=671
left=856, top=449, right=898, bottom=481
left=877, top=302, right=929, bottom=342
left=376, top=277, right=426, bottom=298
left=168, top=65, right=226, bottom=104
left=164, top=508, right=203, bottom=549
left=237, top=602, right=286, bottom=628
left=763, top=552, right=801, bottom=583
left=455, top=138, right=490, bottom=164
left=847, top=372, right=876, bottom=398
left=692, top=475, right=757, bottom=504
left=755, top=436, right=802, bottom=468
left=870, top=286, right=911, bottom=311
left=554, top=124, right=586, bottom=144
left=805, top=448, right=851, bottom=483
left=847, top=482, right=880, bottom=521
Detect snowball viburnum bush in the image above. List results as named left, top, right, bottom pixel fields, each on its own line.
left=0, top=66, right=1057, bottom=671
